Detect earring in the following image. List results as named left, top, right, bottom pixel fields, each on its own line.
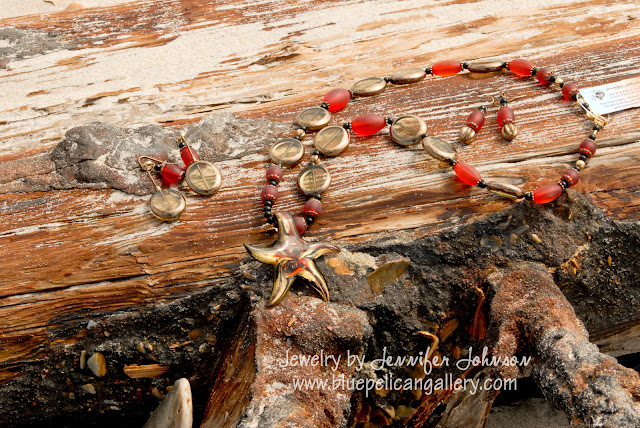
left=459, top=97, right=492, bottom=144
left=138, top=156, right=186, bottom=222
left=497, top=93, right=521, bottom=141
left=177, top=135, right=222, bottom=196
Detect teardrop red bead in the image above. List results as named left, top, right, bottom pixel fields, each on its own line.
left=533, top=184, right=563, bottom=203
left=323, top=88, right=351, bottom=112
left=453, top=162, right=481, bottom=186
left=351, top=114, right=387, bottom=136
left=497, top=106, right=515, bottom=127
left=180, top=146, right=200, bottom=166
left=466, top=109, right=485, bottom=131
left=508, top=59, right=535, bottom=76
left=160, top=164, right=185, bottom=185
left=431, top=60, right=462, bottom=77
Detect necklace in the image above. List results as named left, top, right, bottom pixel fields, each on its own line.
left=244, top=58, right=609, bottom=306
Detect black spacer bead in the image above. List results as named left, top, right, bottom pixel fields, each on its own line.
left=462, top=62, right=470, bottom=70
left=571, top=93, right=578, bottom=101
left=574, top=165, right=581, bottom=171
left=425, top=67, right=432, bottom=75
left=305, top=216, right=315, bottom=225
left=448, top=158, right=458, bottom=166
left=178, top=141, right=186, bottom=149
left=342, top=122, right=351, bottom=130
left=320, top=102, right=330, bottom=110
left=268, top=179, right=278, bottom=186
left=558, top=81, right=565, bottom=88
left=386, top=117, right=394, bottom=125
left=524, top=192, right=533, bottom=201
left=502, top=61, right=509, bottom=69
left=312, top=194, right=322, bottom=200
left=312, top=150, right=321, bottom=156
left=294, top=135, right=302, bottom=140
left=588, top=134, right=597, bottom=140
left=530, top=67, right=538, bottom=76
left=548, top=75, right=556, bottom=83
left=477, top=179, right=488, bottom=188
left=593, top=124, right=602, bottom=131
left=383, top=76, right=391, bottom=82
left=264, top=212, right=272, bottom=219
left=154, top=164, right=162, bottom=172
left=264, top=200, right=273, bottom=207
left=266, top=215, right=276, bottom=224
left=479, top=105, right=487, bottom=112
left=579, top=154, right=588, bottom=161
left=559, top=179, right=568, bottom=189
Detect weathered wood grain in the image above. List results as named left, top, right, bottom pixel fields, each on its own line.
left=0, top=0, right=639, bottom=392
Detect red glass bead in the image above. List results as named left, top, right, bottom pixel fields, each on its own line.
left=293, top=215, right=307, bottom=235
left=536, top=67, right=554, bottom=85
left=579, top=139, right=597, bottom=157
left=160, top=164, right=185, bottom=185
left=431, top=60, right=462, bottom=77
left=562, top=83, right=579, bottom=101
left=180, top=146, right=200, bottom=166
left=266, top=166, right=283, bottom=184
left=303, top=198, right=323, bottom=217
left=508, top=59, right=535, bottom=77
left=351, top=114, right=387, bottom=136
left=562, top=169, right=580, bottom=187
left=466, top=109, right=485, bottom=131
left=533, top=183, right=563, bottom=203
left=453, top=162, right=481, bottom=186
left=261, top=185, right=278, bottom=203
left=323, top=88, right=351, bottom=112
left=497, top=106, right=515, bottom=127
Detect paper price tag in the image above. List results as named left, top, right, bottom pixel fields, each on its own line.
left=578, top=76, right=640, bottom=115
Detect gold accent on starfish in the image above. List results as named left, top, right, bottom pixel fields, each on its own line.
left=244, top=211, right=340, bottom=306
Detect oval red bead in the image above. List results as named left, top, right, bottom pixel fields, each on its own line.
left=160, top=164, right=185, bottom=185
left=562, top=168, right=580, bottom=187
left=533, top=183, right=563, bottom=203
left=261, top=185, right=278, bottom=202
left=351, top=114, right=387, bottom=136
left=303, top=198, right=323, bottom=217
left=453, top=162, right=481, bottom=186
left=466, top=109, right=485, bottom=131
left=180, top=146, right=200, bottom=166
left=323, top=88, right=351, bottom=112
left=266, top=165, right=283, bottom=184
left=508, top=59, right=535, bottom=76
left=562, top=83, right=579, bottom=101
left=579, top=139, right=597, bottom=157
left=293, top=215, right=308, bottom=235
left=431, top=60, right=462, bottom=77
left=497, top=106, right=515, bottom=127
left=536, top=67, right=554, bottom=85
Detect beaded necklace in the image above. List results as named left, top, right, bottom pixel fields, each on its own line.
left=244, top=58, right=609, bottom=306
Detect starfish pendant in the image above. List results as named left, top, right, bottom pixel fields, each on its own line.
left=244, top=211, right=340, bottom=306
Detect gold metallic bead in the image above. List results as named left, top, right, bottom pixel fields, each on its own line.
left=149, top=189, right=186, bottom=222
left=388, top=68, right=426, bottom=85
left=294, top=128, right=306, bottom=138
left=297, top=164, right=331, bottom=195
left=422, top=136, right=456, bottom=162
left=390, top=115, right=427, bottom=146
left=554, top=77, right=564, bottom=86
left=467, top=60, right=504, bottom=73
left=501, top=123, right=518, bottom=141
left=351, top=77, right=387, bottom=97
left=486, top=181, right=525, bottom=199
left=269, top=138, right=304, bottom=166
left=314, top=125, right=350, bottom=156
left=295, top=107, right=331, bottom=131
left=309, top=154, right=320, bottom=164
left=185, top=161, right=222, bottom=196
left=576, top=160, right=586, bottom=169
left=459, top=126, right=476, bottom=144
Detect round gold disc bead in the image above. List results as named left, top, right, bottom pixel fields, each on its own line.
left=314, top=125, right=350, bottom=156
left=185, top=161, right=222, bottom=196
left=388, top=68, right=426, bottom=85
left=390, top=115, right=427, bottom=146
left=149, top=189, right=186, bottom=222
left=467, top=60, right=504, bottom=73
left=351, top=77, right=387, bottom=97
left=486, top=181, right=525, bottom=199
left=297, top=164, right=331, bottom=195
left=422, top=136, right=457, bottom=162
left=269, top=138, right=304, bottom=166
left=295, top=107, right=331, bottom=131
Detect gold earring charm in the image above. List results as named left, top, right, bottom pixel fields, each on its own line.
left=177, top=135, right=222, bottom=196
left=497, top=93, right=525, bottom=141
left=138, top=156, right=186, bottom=222
left=459, top=96, right=493, bottom=145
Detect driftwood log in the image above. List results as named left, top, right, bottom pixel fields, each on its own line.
left=0, top=0, right=639, bottom=427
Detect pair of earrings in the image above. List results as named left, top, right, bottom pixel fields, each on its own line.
left=459, top=94, right=522, bottom=144
left=138, top=136, right=222, bottom=222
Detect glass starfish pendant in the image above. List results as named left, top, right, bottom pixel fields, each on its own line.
left=244, top=211, right=340, bottom=306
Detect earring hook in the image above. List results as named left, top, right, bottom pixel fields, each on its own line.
left=138, top=156, right=166, bottom=170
